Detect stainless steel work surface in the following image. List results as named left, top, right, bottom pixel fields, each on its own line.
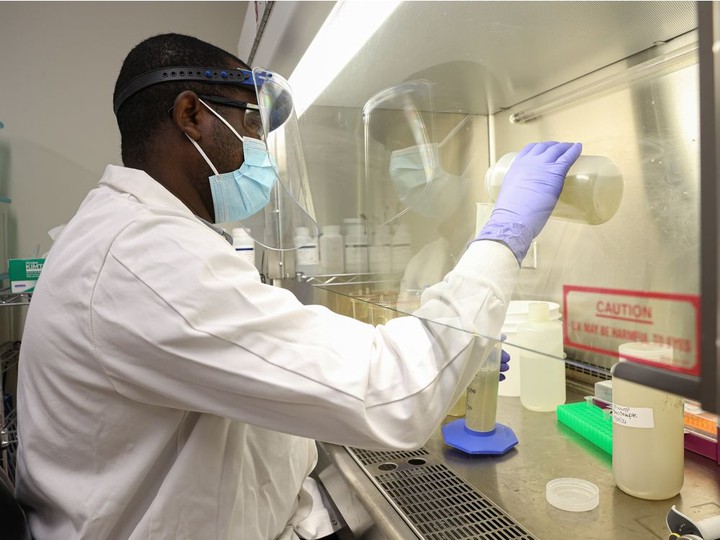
left=325, top=390, right=720, bottom=539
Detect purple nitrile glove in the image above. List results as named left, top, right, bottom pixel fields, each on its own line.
left=477, top=141, right=583, bottom=263
left=499, top=347, right=510, bottom=382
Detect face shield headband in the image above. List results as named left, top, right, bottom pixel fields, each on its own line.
left=113, top=66, right=273, bottom=116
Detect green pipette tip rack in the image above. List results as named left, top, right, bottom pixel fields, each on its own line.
left=556, top=401, right=612, bottom=455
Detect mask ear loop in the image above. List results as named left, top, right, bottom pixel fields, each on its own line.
left=186, top=97, right=249, bottom=176
left=198, top=98, right=246, bottom=142
left=186, top=135, right=220, bottom=176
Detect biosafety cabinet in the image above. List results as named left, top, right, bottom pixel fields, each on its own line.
left=243, top=2, right=720, bottom=538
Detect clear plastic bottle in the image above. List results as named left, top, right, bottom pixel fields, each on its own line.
left=612, top=342, right=684, bottom=500
left=391, top=223, right=413, bottom=274
left=369, top=224, right=392, bottom=274
left=343, top=218, right=368, bottom=274
left=499, top=301, right=561, bottom=397
left=319, top=225, right=344, bottom=274
left=485, top=153, right=624, bottom=225
left=232, top=227, right=255, bottom=267
left=517, top=302, right=566, bottom=411
left=294, top=226, right=319, bottom=276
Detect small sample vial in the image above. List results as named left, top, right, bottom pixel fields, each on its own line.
left=343, top=218, right=369, bottom=274
left=294, top=226, right=319, bottom=276
left=319, top=225, right=344, bottom=274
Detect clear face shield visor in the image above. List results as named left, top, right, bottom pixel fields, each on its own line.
left=113, top=65, right=318, bottom=251
left=222, top=68, right=318, bottom=251
left=363, top=81, right=471, bottom=225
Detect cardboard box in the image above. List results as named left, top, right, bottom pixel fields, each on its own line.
left=9, top=258, right=45, bottom=293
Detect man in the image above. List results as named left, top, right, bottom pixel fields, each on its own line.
left=15, top=33, right=581, bottom=539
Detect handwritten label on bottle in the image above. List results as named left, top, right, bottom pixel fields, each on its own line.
left=612, top=404, right=655, bottom=428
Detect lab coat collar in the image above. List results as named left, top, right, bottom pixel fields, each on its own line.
left=196, top=216, right=233, bottom=245
left=98, top=164, right=234, bottom=244
left=98, top=165, right=196, bottom=219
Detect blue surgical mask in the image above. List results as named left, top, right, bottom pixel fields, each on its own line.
left=389, top=144, right=468, bottom=220
left=187, top=99, right=277, bottom=223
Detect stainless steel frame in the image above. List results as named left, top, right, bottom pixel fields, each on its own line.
left=616, top=1, right=720, bottom=413
left=698, top=0, right=720, bottom=414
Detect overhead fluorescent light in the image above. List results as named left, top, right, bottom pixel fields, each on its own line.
left=509, top=41, right=698, bottom=124
left=289, top=0, right=402, bottom=117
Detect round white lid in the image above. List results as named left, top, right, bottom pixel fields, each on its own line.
left=546, top=477, right=599, bottom=512
left=618, top=342, right=673, bottom=362
left=504, top=301, right=561, bottom=327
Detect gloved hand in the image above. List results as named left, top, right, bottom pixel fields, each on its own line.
left=499, top=346, right=510, bottom=382
left=477, top=141, right=582, bottom=262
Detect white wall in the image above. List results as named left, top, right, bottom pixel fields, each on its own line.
left=0, top=1, right=248, bottom=260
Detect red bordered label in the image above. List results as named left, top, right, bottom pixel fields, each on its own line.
left=563, top=285, right=700, bottom=375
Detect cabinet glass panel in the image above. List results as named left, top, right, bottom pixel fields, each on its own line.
left=298, top=2, right=700, bottom=381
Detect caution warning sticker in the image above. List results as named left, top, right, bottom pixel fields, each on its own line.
left=563, top=285, right=700, bottom=375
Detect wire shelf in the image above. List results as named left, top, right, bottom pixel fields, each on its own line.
left=0, top=290, right=31, bottom=307
left=1, top=341, right=20, bottom=484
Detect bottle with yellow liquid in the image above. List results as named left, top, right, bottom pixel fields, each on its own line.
left=612, top=342, right=684, bottom=500
left=485, top=153, right=623, bottom=225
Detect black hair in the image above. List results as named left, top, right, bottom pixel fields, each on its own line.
left=113, top=33, right=250, bottom=165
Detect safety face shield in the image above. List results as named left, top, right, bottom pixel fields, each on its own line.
left=112, top=65, right=318, bottom=251
left=363, top=81, right=472, bottom=225
left=230, top=68, right=319, bottom=251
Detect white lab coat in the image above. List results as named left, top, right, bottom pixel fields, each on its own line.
left=15, top=165, right=519, bottom=539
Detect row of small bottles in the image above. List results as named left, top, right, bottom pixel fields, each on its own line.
left=294, top=219, right=413, bottom=276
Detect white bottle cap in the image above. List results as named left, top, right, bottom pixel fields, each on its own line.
left=295, top=226, right=310, bottom=236
left=527, top=302, right=550, bottom=321
left=618, top=342, right=673, bottom=362
left=546, top=478, right=599, bottom=512
left=504, top=301, right=561, bottom=325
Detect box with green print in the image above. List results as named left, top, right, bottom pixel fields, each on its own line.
left=9, top=258, right=45, bottom=293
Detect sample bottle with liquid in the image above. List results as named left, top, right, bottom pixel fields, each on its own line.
left=499, top=300, right=561, bottom=397
left=343, top=218, right=369, bottom=274
left=232, top=228, right=255, bottom=267
left=516, top=302, right=565, bottom=411
left=319, top=225, right=344, bottom=274
left=294, top=226, right=319, bottom=276
left=612, top=342, right=684, bottom=500
left=464, top=342, right=502, bottom=432
left=485, top=153, right=623, bottom=225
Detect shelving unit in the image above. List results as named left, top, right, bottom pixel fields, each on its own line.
left=1, top=340, right=21, bottom=484
left=0, top=290, right=28, bottom=483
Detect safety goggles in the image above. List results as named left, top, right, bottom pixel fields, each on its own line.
left=197, top=95, right=263, bottom=138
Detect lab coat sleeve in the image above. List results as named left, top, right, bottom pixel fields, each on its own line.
left=90, top=215, right=519, bottom=450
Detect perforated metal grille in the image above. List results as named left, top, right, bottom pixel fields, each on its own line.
left=348, top=448, right=534, bottom=540
left=350, top=447, right=430, bottom=466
